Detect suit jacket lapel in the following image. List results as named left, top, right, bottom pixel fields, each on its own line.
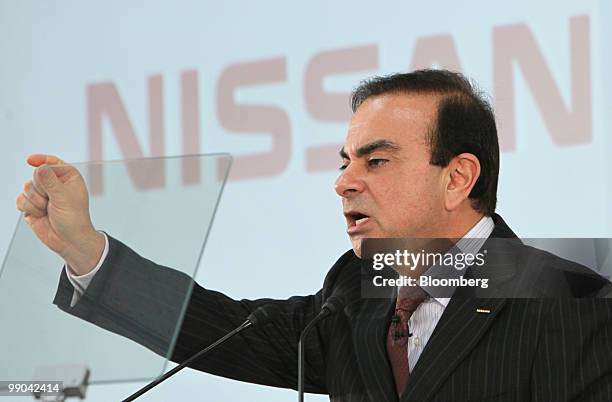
left=402, top=297, right=507, bottom=401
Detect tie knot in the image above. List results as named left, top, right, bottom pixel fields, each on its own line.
left=396, top=296, right=426, bottom=314
left=396, top=286, right=427, bottom=314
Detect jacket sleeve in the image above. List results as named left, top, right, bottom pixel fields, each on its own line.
left=53, top=234, right=348, bottom=393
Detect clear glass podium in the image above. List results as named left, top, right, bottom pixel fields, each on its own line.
left=0, top=154, right=231, bottom=401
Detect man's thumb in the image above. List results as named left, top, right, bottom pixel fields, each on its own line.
left=36, top=166, right=62, bottom=196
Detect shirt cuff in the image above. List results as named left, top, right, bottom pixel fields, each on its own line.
left=65, top=232, right=109, bottom=306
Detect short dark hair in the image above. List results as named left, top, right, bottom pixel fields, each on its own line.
left=350, top=69, right=499, bottom=216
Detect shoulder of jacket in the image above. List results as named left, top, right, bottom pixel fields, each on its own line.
left=321, top=249, right=361, bottom=301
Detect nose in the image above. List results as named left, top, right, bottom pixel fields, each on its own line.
left=334, top=165, right=365, bottom=198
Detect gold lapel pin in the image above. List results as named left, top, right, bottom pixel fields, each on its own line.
left=476, top=308, right=491, bottom=314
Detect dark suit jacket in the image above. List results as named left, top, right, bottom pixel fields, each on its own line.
left=54, top=214, right=612, bottom=401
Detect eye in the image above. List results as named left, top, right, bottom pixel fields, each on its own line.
left=339, top=161, right=349, bottom=171
left=368, top=158, right=388, bottom=168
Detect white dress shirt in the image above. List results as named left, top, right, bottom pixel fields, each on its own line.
left=66, top=216, right=495, bottom=371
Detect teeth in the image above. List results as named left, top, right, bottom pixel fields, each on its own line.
left=355, top=217, right=368, bottom=225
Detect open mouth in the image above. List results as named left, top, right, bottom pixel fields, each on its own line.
left=345, top=211, right=371, bottom=233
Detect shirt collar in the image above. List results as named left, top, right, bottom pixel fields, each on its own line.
left=431, top=215, right=495, bottom=307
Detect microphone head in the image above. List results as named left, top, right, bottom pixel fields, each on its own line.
left=247, top=304, right=282, bottom=327
left=321, top=295, right=345, bottom=315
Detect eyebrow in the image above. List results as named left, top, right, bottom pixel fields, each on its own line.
left=339, top=139, right=401, bottom=160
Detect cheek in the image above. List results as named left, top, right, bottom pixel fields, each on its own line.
left=376, top=176, right=441, bottom=225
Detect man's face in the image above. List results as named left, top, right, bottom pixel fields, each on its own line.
left=335, top=93, right=447, bottom=256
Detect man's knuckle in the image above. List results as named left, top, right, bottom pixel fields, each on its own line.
left=35, top=195, right=48, bottom=208
left=26, top=196, right=43, bottom=212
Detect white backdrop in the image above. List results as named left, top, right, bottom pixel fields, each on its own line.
left=1, top=1, right=611, bottom=401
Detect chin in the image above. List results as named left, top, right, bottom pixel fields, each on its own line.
left=350, top=240, right=362, bottom=258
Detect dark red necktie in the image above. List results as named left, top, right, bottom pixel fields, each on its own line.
left=386, top=288, right=426, bottom=396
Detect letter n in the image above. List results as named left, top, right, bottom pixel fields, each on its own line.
left=493, top=15, right=591, bottom=150
left=87, top=76, right=166, bottom=194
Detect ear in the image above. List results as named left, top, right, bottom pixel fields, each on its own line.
left=443, top=153, right=481, bottom=211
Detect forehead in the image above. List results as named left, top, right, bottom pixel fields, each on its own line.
left=343, top=93, right=439, bottom=155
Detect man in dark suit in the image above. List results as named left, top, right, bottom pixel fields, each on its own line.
left=16, top=70, right=612, bottom=401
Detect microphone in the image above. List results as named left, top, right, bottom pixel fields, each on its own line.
left=122, top=304, right=281, bottom=402
left=298, top=296, right=345, bottom=402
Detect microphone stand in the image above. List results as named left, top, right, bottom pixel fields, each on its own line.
left=122, top=321, right=251, bottom=402
left=122, top=304, right=280, bottom=402
left=298, top=296, right=344, bottom=402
